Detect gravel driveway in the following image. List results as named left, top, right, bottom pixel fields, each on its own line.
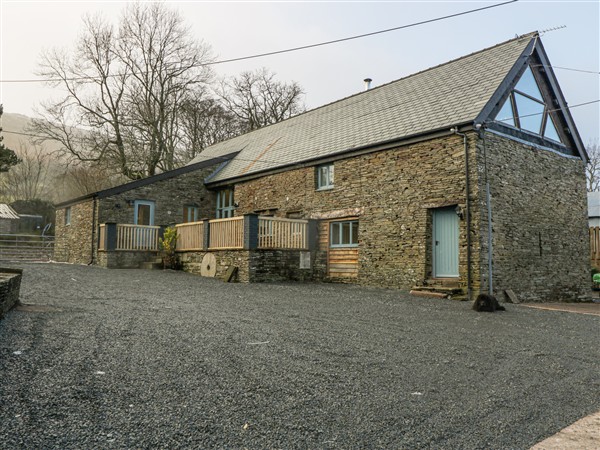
left=1, top=263, right=599, bottom=449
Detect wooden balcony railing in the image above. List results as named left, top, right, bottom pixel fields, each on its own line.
left=209, top=217, right=244, bottom=249
left=175, top=221, right=205, bottom=251
left=116, top=224, right=160, bottom=251
left=258, top=217, right=308, bottom=249
left=174, top=215, right=310, bottom=252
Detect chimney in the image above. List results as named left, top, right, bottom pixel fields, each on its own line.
left=363, top=78, right=372, bottom=91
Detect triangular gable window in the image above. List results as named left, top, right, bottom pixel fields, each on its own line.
left=493, top=66, right=564, bottom=144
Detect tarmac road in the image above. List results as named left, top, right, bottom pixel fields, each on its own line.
left=1, top=263, right=599, bottom=448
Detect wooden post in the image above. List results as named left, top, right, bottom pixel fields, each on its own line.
left=203, top=220, right=210, bottom=250
left=307, top=219, right=319, bottom=251
left=244, top=214, right=260, bottom=250
left=105, top=223, right=117, bottom=251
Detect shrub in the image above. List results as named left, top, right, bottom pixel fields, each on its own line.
left=159, top=226, right=179, bottom=269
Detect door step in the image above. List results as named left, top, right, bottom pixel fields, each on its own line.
left=410, top=280, right=465, bottom=300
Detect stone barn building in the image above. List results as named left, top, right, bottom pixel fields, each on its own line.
left=55, top=32, right=590, bottom=302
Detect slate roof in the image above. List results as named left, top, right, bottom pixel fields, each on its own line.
left=0, top=204, right=20, bottom=220
left=190, top=33, right=536, bottom=184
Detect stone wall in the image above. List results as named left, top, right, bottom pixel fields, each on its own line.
left=97, top=250, right=161, bottom=269
left=233, top=134, right=481, bottom=291
left=54, top=199, right=96, bottom=264
left=180, top=250, right=251, bottom=282
left=0, top=268, right=22, bottom=319
left=475, top=132, right=589, bottom=302
left=179, top=249, right=319, bottom=283
left=97, top=166, right=218, bottom=227
left=55, top=162, right=221, bottom=266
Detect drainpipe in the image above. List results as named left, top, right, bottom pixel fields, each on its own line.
left=451, top=127, right=472, bottom=302
left=88, top=196, right=97, bottom=266
left=478, top=124, right=494, bottom=296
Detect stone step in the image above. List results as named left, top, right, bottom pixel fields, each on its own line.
left=424, top=278, right=463, bottom=288
left=411, top=285, right=463, bottom=294
left=139, top=261, right=163, bottom=270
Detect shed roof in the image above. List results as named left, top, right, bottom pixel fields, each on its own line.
left=0, top=204, right=20, bottom=220
left=190, top=32, right=538, bottom=183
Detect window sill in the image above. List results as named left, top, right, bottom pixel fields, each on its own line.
left=316, top=186, right=334, bottom=192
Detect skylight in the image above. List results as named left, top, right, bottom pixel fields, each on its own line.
left=494, top=66, right=563, bottom=144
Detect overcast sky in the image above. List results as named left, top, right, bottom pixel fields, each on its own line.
left=1, top=0, right=598, bottom=143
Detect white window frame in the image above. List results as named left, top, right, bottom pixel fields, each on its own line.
left=330, top=220, right=359, bottom=248
left=65, top=207, right=71, bottom=226
left=316, top=164, right=334, bottom=190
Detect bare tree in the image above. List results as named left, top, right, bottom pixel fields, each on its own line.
left=0, top=142, right=51, bottom=202
left=218, top=68, right=305, bottom=132
left=56, top=164, right=124, bottom=200
left=178, top=92, right=244, bottom=162
left=586, top=140, right=600, bottom=192
left=30, top=3, right=213, bottom=180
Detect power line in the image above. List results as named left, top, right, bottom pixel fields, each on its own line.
left=0, top=0, right=518, bottom=84
left=533, top=64, right=600, bottom=75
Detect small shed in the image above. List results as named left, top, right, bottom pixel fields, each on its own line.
left=0, top=204, right=20, bottom=234
left=588, top=192, right=600, bottom=227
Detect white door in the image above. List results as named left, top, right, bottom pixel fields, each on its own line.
left=433, top=207, right=459, bottom=278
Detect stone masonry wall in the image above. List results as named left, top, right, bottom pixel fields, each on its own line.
left=97, top=166, right=219, bottom=227
left=233, top=134, right=482, bottom=291
left=0, top=268, right=22, bottom=319
left=54, top=200, right=96, bottom=264
left=179, top=249, right=318, bottom=283
left=475, top=132, right=589, bottom=302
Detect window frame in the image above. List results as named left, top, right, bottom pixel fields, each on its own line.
left=329, top=220, right=359, bottom=248
left=493, top=64, right=564, bottom=145
left=216, top=189, right=235, bottom=219
left=316, top=164, right=334, bottom=191
left=183, top=205, right=199, bottom=223
left=65, top=207, right=71, bottom=226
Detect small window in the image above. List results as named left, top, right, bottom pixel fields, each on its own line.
left=316, top=164, right=334, bottom=190
left=65, top=207, right=71, bottom=226
left=216, top=189, right=235, bottom=218
left=183, top=206, right=199, bottom=223
left=330, top=220, right=358, bottom=247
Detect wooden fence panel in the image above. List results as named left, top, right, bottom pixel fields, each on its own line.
left=98, top=224, right=106, bottom=251
left=209, top=217, right=244, bottom=249
left=258, top=217, right=308, bottom=249
left=176, top=221, right=205, bottom=251
left=591, top=227, right=600, bottom=267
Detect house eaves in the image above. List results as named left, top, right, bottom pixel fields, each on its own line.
left=54, top=152, right=239, bottom=209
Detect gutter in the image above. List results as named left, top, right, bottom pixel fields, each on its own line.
left=452, top=127, right=472, bottom=303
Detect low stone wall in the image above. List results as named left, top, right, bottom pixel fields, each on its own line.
left=0, top=268, right=23, bottom=319
left=97, top=251, right=160, bottom=269
left=179, top=249, right=319, bottom=283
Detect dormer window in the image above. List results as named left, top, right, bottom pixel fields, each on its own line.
left=494, top=66, right=563, bottom=144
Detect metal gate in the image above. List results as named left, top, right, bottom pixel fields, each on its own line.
left=0, top=234, right=54, bottom=262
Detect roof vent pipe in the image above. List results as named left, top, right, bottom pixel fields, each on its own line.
left=363, top=78, right=372, bottom=91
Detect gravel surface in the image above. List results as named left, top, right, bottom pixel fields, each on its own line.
left=1, top=263, right=599, bottom=449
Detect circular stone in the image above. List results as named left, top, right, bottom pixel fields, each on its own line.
left=200, top=253, right=217, bottom=277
